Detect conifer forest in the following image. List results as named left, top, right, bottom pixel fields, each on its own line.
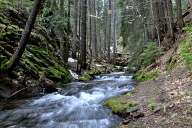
left=0, top=0, right=192, bottom=128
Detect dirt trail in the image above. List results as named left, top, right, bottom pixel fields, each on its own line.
left=120, top=66, right=192, bottom=128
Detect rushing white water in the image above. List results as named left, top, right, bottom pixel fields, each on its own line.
left=0, top=73, right=135, bottom=128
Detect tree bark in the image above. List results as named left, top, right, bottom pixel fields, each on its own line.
left=176, top=0, right=184, bottom=29
left=165, top=0, right=174, bottom=38
left=79, top=0, right=87, bottom=70
left=103, top=0, right=108, bottom=54
left=72, top=0, right=79, bottom=58
left=188, top=0, right=192, bottom=8
left=107, top=0, right=112, bottom=62
left=112, top=0, right=116, bottom=59
left=92, top=0, right=97, bottom=58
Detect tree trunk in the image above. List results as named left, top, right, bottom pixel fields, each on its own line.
left=79, top=0, right=87, bottom=70
left=5, top=0, right=45, bottom=72
left=89, top=0, right=92, bottom=59
left=103, top=0, right=108, bottom=54
left=92, top=0, right=97, bottom=58
left=188, top=0, right=192, bottom=8
left=72, top=0, right=79, bottom=58
left=176, top=0, right=184, bottom=29
left=112, top=0, right=116, bottom=59
left=165, top=0, right=174, bottom=38
left=107, top=0, right=112, bottom=62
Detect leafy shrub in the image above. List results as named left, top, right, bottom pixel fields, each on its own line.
left=180, top=39, right=192, bottom=69
left=180, top=25, right=192, bottom=69
left=128, top=42, right=162, bottom=71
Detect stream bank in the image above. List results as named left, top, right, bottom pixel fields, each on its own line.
left=0, top=72, right=135, bottom=128
left=0, top=1, right=72, bottom=100
left=118, top=67, right=192, bottom=128
left=106, top=25, right=192, bottom=128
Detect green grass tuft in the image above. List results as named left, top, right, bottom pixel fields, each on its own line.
left=134, top=69, right=160, bottom=82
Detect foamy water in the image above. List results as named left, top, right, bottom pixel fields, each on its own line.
left=0, top=73, right=134, bottom=128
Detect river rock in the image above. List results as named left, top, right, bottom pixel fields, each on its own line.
left=39, top=77, right=57, bottom=93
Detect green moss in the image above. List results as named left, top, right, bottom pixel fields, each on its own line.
left=134, top=69, right=160, bottom=82
left=45, top=66, right=71, bottom=83
left=126, top=91, right=135, bottom=96
left=79, top=68, right=102, bottom=81
left=179, top=35, right=192, bottom=70
left=26, top=45, right=58, bottom=65
left=0, top=0, right=12, bottom=10
left=177, top=24, right=192, bottom=70
left=23, top=53, right=71, bottom=83
left=104, top=97, right=138, bottom=113
left=79, top=73, right=92, bottom=81
left=0, top=5, right=71, bottom=84
left=164, top=24, right=192, bottom=71
left=0, top=0, right=33, bottom=10
left=0, top=23, right=22, bottom=42
left=21, top=45, right=71, bottom=83
left=0, top=55, right=8, bottom=70
left=88, top=68, right=102, bottom=76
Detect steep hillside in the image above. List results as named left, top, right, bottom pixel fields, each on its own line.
left=0, top=1, right=71, bottom=99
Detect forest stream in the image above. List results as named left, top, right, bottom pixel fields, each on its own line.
left=0, top=72, right=135, bottom=128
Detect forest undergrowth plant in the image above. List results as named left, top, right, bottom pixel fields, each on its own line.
left=128, top=42, right=162, bottom=72
left=180, top=25, right=192, bottom=70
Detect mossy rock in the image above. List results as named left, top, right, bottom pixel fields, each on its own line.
left=21, top=45, right=71, bottom=83
left=88, top=68, right=102, bottom=76
left=79, top=68, right=102, bottom=81
left=104, top=96, right=138, bottom=114
left=0, top=4, right=72, bottom=84
left=79, top=73, right=92, bottom=81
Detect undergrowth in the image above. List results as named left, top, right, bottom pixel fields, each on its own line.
left=179, top=24, right=192, bottom=70
left=134, top=69, right=160, bottom=82
left=128, top=42, right=162, bottom=72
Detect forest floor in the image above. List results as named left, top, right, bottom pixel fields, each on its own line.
left=111, top=25, right=192, bottom=128
left=100, top=30, right=192, bottom=127
left=119, top=66, right=192, bottom=128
